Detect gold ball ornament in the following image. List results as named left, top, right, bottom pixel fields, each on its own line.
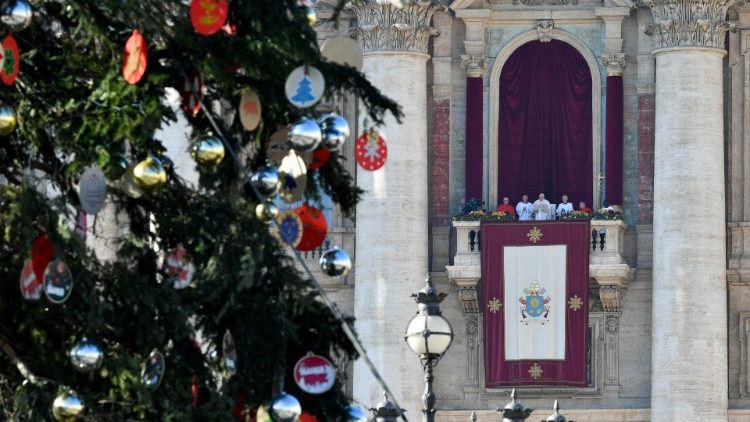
left=191, top=137, right=225, bottom=166
left=132, top=157, right=167, bottom=190
left=255, top=202, right=279, bottom=224
left=52, top=390, right=85, bottom=421
left=0, top=104, right=17, bottom=136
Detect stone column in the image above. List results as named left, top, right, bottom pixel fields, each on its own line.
left=645, top=0, right=734, bottom=420
left=349, top=1, right=441, bottom=417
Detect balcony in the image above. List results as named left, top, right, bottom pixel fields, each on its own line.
left=447, top=219, right=635, bottom=314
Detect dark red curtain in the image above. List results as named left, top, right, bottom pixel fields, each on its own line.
left=482, top=221, right=590, bottom=387
left=498, top=40, right=592, bottom=206
left=465, top=77, right=484, bottom=201
left=605, top=75, right=624, bottom=206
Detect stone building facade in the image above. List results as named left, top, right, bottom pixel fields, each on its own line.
left=308, top=0, right=750, bottom=420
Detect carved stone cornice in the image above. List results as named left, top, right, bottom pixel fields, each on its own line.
left=601, top=53, right=627, bottom=76
left=644, top=0, right=736, bottom=49
left=537, top=20, right=554, bottom=42
left=349, top=0, right=444, bottom=54
left=460, top=55, right=487, bottom=78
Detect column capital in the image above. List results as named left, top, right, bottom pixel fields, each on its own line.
left=349, top=0, right=445, bottom=54
left=461, top=55, right=487, bottom=78
left=601, top=53, right=627, bottom=76
left=643, top=0, right=736, bottom=50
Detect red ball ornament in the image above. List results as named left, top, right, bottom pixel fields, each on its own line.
left=355, top=128, right=387, bottom=171
left=294, top=204, right=327, bottom=252
left=308, top=148, right=330, bottom=171
left=190, top=0, right=229, bottom=36
left=0, top=34, right=20, bottom=86
left=122, top=29, right=147, bottom=84
left=299, top=412, right=319, bottom=422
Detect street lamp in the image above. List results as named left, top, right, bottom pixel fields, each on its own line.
left=371, top=392, right=403, bottom=422
left=404, top=276, right=454, bottom=422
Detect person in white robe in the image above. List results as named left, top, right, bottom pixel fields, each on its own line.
left=556, top=194, right=573, bottom=218
left=533, top=193, right=551, bottom=220
left=516, top=195, right=534, bottom=221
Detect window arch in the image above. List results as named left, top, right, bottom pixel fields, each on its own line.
left=488, top=29, right=602, bottom=209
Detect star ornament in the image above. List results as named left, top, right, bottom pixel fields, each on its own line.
left=355, top=128, right=387, bottom=171
left=487, top=297, right=502, bottom=314
left=526, top=226, right=543, bottom=243
left=528, top=364, right=543, bottom=380
left=568, top=295, right=583, bottom=311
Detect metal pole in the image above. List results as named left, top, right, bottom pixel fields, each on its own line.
left=423, top=359, right=436, bottom=422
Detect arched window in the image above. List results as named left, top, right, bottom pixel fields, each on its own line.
left=497, top=40, right=593, bottom=207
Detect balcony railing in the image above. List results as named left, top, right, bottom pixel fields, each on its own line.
left=448, top=219, right=635, bottom=314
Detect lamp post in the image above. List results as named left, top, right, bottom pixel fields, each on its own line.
left=404, top=276, right=454, bottom=422
left=371, top=392, right=403, bottom=422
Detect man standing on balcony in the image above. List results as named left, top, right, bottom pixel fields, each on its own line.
left=497, top=197, right=517, bottom=217
left=556, top=194, right=573, bottom=218
left=533, top=193, right=552, bottom=220
left=516, top=194, right=534, bottom=221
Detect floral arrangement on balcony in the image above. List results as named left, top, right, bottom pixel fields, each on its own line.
left=453, top=199, right=516, bottom=222
left=453, top=198, right=486, bottom=221
left=560, top=211, right=593, bottom=220
left=593, top=206, right=623, bottom=220
left=487, top=211, right=515, bottom=222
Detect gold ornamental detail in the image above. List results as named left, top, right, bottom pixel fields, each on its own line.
left=487, top=297, right=502, bottom=314
left=527, top=226, right=543, bottom=243
left=568, top=295, right=583, bottom=311
left=528, top=363, right=543, bottom=380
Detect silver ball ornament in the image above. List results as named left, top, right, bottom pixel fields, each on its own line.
left=249, top=166, right=280, bottom=197
left=319, top=113, right=350, bottom=151
left=346, top=402, right=370, bottom=422
left=319, top=247, right=351, bottom=277
left=52, top=390, right=85, bottom=421
left=269, top=392, right=302, bottom=422
left=68, top=338, right=103, bottom=373
left=1, top=0, right=32, bottom=32
left=288, top=117, right=322, bottom=152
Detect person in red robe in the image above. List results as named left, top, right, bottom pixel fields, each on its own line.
left=578, top=201, right=593, bottom=215
left=496, top=197, right=516, bottom=217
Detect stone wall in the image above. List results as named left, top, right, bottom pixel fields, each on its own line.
left=312, top=0, right=750, bottom=416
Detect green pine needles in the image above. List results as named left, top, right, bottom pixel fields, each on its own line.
left=0, top=0, right=401, bottom=420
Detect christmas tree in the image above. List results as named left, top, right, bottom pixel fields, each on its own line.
left=0, top=0, right=401, bottom=420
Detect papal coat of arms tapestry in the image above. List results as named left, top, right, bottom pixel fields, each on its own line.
left=481, top=221, right=589, bottom=387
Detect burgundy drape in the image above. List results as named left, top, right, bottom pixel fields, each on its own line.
left=482, top=221, right=590, bottom=387
left=605, top=75, right=624, bottom=206
left=465, top=77, right=484, bottom=201
left=498, top=40, right=592, bottom=207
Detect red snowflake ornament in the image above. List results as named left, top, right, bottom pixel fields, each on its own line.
left=355, top=128, right=387, bottom=171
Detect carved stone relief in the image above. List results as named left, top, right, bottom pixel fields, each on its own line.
left=644, top=0, right=735, bottom=49
left=460, top=55, right=488, bottom=78
left=537, top=20, right=555, bottom=43
left=349, top=1, right=444, bottom=53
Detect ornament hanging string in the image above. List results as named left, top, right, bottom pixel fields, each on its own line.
left=174, top=61, right=409, bottom=422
